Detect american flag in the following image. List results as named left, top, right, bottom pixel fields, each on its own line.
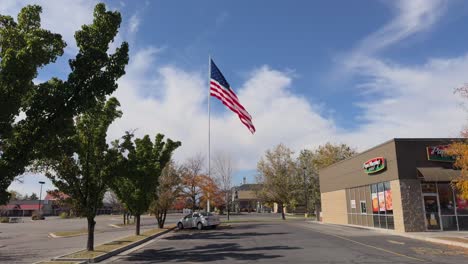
left=210, top=59, right=256, bottom=134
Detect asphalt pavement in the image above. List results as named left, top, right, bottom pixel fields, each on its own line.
left=109, top=220, right=468, bottom=264
left=0, top=214, right=175, bottom=264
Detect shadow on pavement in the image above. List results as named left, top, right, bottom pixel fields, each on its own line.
left=166, top=230, right=288, bottom=240
left=122, top=243, right=301, bottom=263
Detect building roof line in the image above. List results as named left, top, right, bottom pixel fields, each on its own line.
left=319, top=138, right=464, bottom=172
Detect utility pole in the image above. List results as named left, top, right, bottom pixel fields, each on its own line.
left=38, top=181, right=45, bottom=216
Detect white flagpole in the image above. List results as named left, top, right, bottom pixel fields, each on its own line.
left=207, top=55, right=211, bottom=212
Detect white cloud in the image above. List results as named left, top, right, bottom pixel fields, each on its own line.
left=354, top=0, right=447, bottom=56
left=129, top=13, right=140, bottom=34
left=335, top=0, right=465, bottom=150
left=4, top=0, right=467, bottom=196
left=108, top=49, right=339, bottom=170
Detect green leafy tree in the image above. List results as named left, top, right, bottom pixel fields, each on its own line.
left=41, top=98, right=122, bottom=251
left=29, top=193, right=38, bottom=200
left=297, top=143, right=356, bottom=216
left=8, top=190, right=23, bottom=201
left=111, top=133, right=181, bottom=235
left=0, top=3, right=129, bottom=205
left=150, top=160, right=182, bottom=228
left=0, top=5, right=65, bottom=204
left=256, top=144, right=298, bottom=220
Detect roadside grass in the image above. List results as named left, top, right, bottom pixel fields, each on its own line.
left=35, top=261, right=83, bottom=264
left=50, top=229, right=89, bottom=238
left=58, top=227, right=173, bottom=260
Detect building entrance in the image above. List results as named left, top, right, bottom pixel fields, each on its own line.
left=423, top=194, right=441, bottom=230
left=421, top=182, right=464, bottom=231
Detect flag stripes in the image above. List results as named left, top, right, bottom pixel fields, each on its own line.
left=210, top=60, right=256, bottom=134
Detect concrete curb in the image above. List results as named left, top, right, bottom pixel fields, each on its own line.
left=310, top=221, right=468, bottom=249
left=52, top=227, right=175, bottom=263
left=397, top=233, right=468, bottom=249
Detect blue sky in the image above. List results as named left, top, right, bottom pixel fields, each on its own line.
left=3, top=0, right=468, bottom=195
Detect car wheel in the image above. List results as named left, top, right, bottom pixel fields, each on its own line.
left=197, top=222, right=203, bottom=230
left=177, top=222, right=183, bottom=230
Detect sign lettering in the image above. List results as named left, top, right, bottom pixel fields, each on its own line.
left=363, top=157, right=386, bottom=174
left=426, top=145, right=455, bottom=162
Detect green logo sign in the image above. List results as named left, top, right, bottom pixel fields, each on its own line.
left=363, top=157, right=386, bottom=174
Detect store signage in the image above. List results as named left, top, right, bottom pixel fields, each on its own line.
left=363, top=157, right=386, bottom=174
left=426, top=145, right=455, bottom=162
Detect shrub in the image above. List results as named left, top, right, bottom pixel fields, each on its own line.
left=31, top=211, right=45, bottom=220
left=0, top=217, right=9, bottom=223
left=59, top=212, right=69, bottom=219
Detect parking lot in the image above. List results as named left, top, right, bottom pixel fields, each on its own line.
left=0, top=213, right=281, bottom=263
left=109, top=221, right=468, bottom=264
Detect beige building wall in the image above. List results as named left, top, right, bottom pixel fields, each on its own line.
left=321, top=189, right=347, bottom=225
left=390, top=180, right=405, bottom=232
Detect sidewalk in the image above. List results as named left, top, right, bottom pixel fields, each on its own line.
left=398, top=230, right=468, bottom=249
left=311, top=221, right=468, bottom=249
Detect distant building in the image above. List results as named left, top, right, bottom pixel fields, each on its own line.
left=0, top=200, right=53, bottom=216
left=232, top=181, right=270, bottom=213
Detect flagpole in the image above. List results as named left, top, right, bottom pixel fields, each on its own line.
left=207, top=55, right=211, bottom=212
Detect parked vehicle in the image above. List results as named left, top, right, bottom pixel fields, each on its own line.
left=177, top=212, right=220, bottom=230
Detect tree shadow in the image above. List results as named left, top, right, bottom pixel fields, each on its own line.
left=166, top=230, right=288, bottom=240
left=122, top=243, right=301, bottom=263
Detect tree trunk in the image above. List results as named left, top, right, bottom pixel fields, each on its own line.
left=86, top=217, right=96, bottom=251
left=161, top=209, right=167, bottom=228
left=281, top=205, right=286, bottom=220
left=135, top=214, right=141, bottom=235
left=192, top=195, right=196, bottom=211
left=159, top=210, right=167, bottom=228
left=156, top=209, right=165, bottom=229
left=123, top=213, right=126, bottom=225
left=315, top=202, right=321, bottom=221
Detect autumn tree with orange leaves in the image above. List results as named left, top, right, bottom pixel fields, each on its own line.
left=180, top=154, right=205, bottom=210
left=447, top=85, right=468, bottom=199
left=199, top=175, right=224, bottom=211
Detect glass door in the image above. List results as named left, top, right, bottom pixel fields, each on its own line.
left=423, top=194, right=441, bottom=231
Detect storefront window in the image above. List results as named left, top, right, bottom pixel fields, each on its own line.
left=377, top=183, right=385, bottom=215
left=387, top=216, right=394, bottom=230
left=456, top=193, right=468, bottom=215
left=384, top=181, right=393, bottom=215
left=438, top=183, right=455, bottom=215
left=371, top=184, right=378, bottom=214
left=458, top=216, right=468, bottom=231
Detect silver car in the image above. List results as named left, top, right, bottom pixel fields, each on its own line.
left=177, top=212, right=220, bottom=230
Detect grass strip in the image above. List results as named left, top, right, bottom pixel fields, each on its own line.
left=59, top=227, right=173, bottom=260
left=51, top=230, right=89, bottom=238
left=35, top=261, right=83, bottom=264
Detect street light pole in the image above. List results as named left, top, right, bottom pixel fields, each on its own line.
left=38, top=181, right=45, bottom=216
left=303, top=167, right=309, bottom=218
